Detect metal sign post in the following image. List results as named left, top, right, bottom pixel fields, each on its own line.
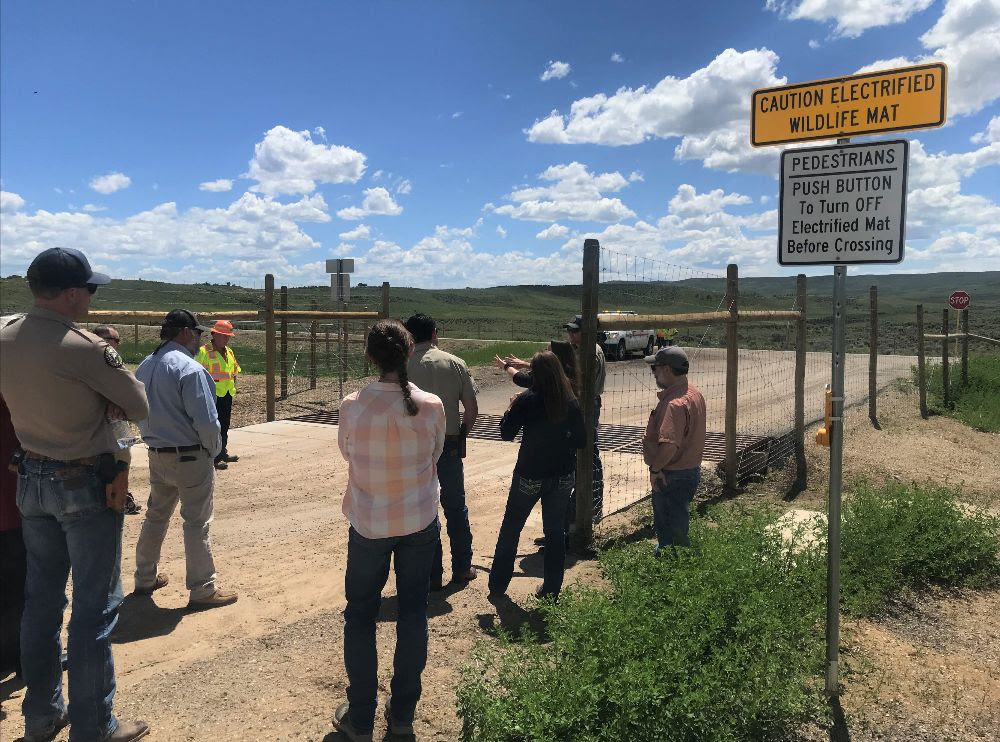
left=755, top=64, right=934, bottom=700
left=826, top=261, right=847, bottom=696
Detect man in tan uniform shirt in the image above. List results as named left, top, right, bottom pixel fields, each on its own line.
left=642, top=347, right=706, bottom=552
left=403, top=313, right=478, bottom=590
left=0, top=247, right=151, bottom=742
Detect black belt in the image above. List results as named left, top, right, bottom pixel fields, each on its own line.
left=24, top=451, right=98, bottom=466
left=148, top=444, right=204, bottom=453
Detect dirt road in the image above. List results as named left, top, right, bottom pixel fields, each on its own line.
left=3, top=380, right=993, bottom=741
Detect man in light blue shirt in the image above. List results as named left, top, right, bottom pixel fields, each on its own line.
left=133, top=310, right=237, bottom=611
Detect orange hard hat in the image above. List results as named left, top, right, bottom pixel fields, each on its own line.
left=211, top=319, right=235, bottom=336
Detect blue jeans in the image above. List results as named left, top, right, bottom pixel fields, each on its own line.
left=343, top=518, right=439, bottom=733
left=16, top=458, right=124, bottom=741
left=489, top=472, right=574, bottom=598
left=651, top=468, right=701, bottom=550
left=432, top=441, right=473, bottom=581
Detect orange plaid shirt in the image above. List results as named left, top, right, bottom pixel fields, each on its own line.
left=338, top=382, right=446, bottom=539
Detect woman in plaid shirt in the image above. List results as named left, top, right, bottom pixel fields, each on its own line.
left=334, top=319, right=446, bottom=742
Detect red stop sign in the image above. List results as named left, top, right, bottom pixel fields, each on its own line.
left=949, top=291, right=971, bottom=310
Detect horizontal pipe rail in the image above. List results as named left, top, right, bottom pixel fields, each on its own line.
left=84, top=309, right=380, bottom=323
left=597, top=309, right=801, bottom=330
left=923, top=332, right=999, bottom=345
left=84, top=310, right=262, bottom=321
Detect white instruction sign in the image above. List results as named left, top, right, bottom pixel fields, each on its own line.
left=779, top=139, right=907, bottom=265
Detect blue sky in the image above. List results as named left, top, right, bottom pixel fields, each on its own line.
left=2, top=0, right=998, bottom=288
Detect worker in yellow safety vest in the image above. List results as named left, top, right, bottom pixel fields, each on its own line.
left=655, top=328, right=668, bottom=349
left=196, top=320, right=242, bottom=470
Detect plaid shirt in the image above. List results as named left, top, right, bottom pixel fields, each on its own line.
left=338, top=381, right=446, bottom=539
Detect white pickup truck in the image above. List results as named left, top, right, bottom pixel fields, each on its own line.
left=600, top=311, right=656, bottom=361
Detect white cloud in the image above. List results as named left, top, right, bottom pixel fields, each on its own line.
left=357, top=228, right=583, bottom=288
left=0, top=191, right=331, bottom=278
left=372, top=169, right=384, bottom=180
left=493, top=162, right=636, bottom=223
left=536, top=223, right=570, bottom=240
left=495, top=225, right=507, bottom=238
left=611, top=52, right=625, bottom=63
left=856, top=0, right=1000, bottom=116
left=540, top=60, right=571, bottom=81
left=972, top=115, right=1000, bottom=144
left=89, top=172, right=131, bottom=194
left=339, top=224, right=371, bottom=241
left=81, top=204, right=107, bottom=213
left=628, top=171, right=644, bottom=182
left=527, top=48, right=784, bottom=146
left=312, top=126, right=327, bottom=141
left=668, top=184, right=752, bottom=216
left=673, top=123, right=780, bottom=175
left=766, top=0, right=934, bottom=38
left=199, top=179, right=234, bottom=192
left=336, top=187, right=403, bottom=220
left=1, top=191, right=26, bottom=213
left=808, top=39, right=821, bottom=49
left=452, top=111, right=463, bottom=119
left=395, top=179, right=412, bottom=195
left=908, top=137, right=1000, bottom=189
left=245, top=125, right=366, bottom=196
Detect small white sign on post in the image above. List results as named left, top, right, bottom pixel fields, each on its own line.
left=327, top=257, right=355, bottom=303
left=779, top=139, right=907, bottom=265
left=326, top=258, right=355, bottom=274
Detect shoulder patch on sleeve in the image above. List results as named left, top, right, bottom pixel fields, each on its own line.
left=104, top=345, right=124, bottom=368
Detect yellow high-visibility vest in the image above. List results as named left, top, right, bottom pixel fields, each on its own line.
left=196, top=344, right=241, bottom=397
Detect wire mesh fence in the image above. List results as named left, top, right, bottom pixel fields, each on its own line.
left=595, top=248, right=730, bottom=520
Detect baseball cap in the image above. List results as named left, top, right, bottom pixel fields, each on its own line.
left=26, top=247, right=111, bottom=290
left=563, top=314, right=583, bottom=330
left=644, top=346, right=689, bottom=372
left=162, top=309, right=211, bottom=333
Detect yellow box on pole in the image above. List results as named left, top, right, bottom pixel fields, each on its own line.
left=751, top=63, right=946, bottom=146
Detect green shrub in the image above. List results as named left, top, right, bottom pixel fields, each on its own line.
left=457, top=507, right=828, bottom=741
left=840, top=480, right=1000, bottom=616
left=919, top=353, right=1000, bottom=432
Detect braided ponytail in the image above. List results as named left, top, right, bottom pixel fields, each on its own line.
left=366, top=319, right=419, bottom=416
left=397, top=363, right=418, bottom=416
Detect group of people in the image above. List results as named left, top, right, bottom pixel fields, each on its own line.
left=333, top=313, right=705, bottom=740
left=0, top=246, right=706, bottom=742
left=0, top=248, right=246, bottom=741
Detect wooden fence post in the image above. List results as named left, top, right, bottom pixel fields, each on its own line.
left=916, top=305, right=927, bottom=419
left=379, top=282, right=390, bottom=319
left=575, top=239, right=599, bottom=547
left=794, top=274, right=807, bottom=492
left=265, top=274, right=276, bottom=422
left=339, top=302, right=348, bottom=401
left=310, top=298, right=318, bottom=390
left=724, top=263, right=739, bottom=491
left=961, top=309, right=969, bottom=387
left=280, top=286, right=288, bottom=399
left=868, top=285, right=878, bottom=425
left=941, top=309, right=950, bottom=408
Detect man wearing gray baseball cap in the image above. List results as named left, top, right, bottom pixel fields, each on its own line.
left=642, top=347, right=706, bottom=553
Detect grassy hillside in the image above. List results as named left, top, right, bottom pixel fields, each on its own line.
left=3, top=271, right=997, bottom=355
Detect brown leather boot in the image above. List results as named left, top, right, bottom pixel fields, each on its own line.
left=106, top=720, right=150, bottom=741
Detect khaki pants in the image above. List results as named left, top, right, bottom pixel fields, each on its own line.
left=134, top=449, right=217, bottom=600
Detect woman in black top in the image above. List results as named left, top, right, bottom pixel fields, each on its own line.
left=488, top=350, right=586, bottom=601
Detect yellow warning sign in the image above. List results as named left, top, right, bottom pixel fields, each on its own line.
left=751, top=63, right=946, bottom=147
